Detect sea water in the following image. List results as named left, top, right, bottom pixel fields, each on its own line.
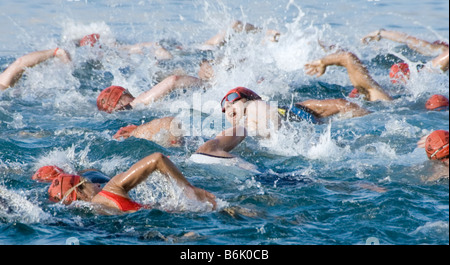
left=0, top=0, right=448, bottom=245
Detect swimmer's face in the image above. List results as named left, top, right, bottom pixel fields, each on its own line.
left=114, top=92, right=135, bottom=111
left=224, top=99, right=246, bottom=125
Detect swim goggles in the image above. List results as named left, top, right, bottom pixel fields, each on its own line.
left=221, top=92, right=243, bottom=112
left=60, top=178, right=87, bottom=204
left=430, top=143, right=449, bottom=160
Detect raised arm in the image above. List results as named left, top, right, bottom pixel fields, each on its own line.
left=305, top=51, right=392, bottom=101
left=362, top=29, right=449, bottom=71
left=130, top=75, right=204, bottom=107
left=105, top=152, right=216, bottom=208
left=0, top=48, right=71, bottom=90
left=362, top=29, right=447, bottom=55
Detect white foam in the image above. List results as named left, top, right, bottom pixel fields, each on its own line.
left=131, top=172, right=218, bottom=213
left=0, top=185, right=51, bottom=224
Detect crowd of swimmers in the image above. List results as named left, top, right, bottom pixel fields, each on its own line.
left=1, top=20, right=448, bottom=215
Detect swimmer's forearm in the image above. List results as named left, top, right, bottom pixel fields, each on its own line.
left=318, top=52, right=349, bottom=67
left=132, top=75, right=203, bottom=106
left=321, top=51, right=391, bottom=101
left=122, top=42, right=173, bottom=60
left=379, top=29, right=443, bottom=55
left=216, top=126, right=247, bottom=152
left=0, top=49, right=55, bottom=89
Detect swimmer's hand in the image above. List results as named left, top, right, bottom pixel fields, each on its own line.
left=113, top=125, right=138, bottom=140
left=185, top=185, right=217, bottom=210
left=361, top=29, right=384, bottom=44
left=304, top=60, right=327, bottom=77
left=54, top=49, right=72, bottom=63
left=417, top=133, right=431, bottom=148
left=265, top=29, right=281, bottom=43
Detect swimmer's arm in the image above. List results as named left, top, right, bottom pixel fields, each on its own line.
left=120, top=42, right=173, bottom=60
left=131, top=75, right=203, bottom=106
left=298, top=98, right=371, bottom=118
left=305, top=51, right=392, bottom=101
left=0, top=48, right=71, bottom=90
left=107, top=153, right=216, bottom=208
left=362, top=29, right=447, bottom=56
left=431, top=49, right=449, bottom=72
left=108, top=153, right=190, bottom=192
left=195, top=126, right=247, bottom=156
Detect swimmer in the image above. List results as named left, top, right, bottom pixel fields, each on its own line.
left=46, top=152, right=216, bottom=214
left=417, top=130, right=449, bottom=182
left=221, top=86, right=370, bottom=138
left=97, top=74, right=205, bottom=113
left=113, top=116, right=184, bottom=147
left=305, top=50, right=393, bottom=102
left=0, top=48, right=71, bottom=90
left=78, top=33, right=173, bottom=60
left=362, top=29, right=449, bottom=72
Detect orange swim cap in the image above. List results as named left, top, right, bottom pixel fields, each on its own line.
left=425, top=94, right=449, bottom=111
left=79, top=33, right=100, bottom=47
left=97, top=86, right=127, bottom=113
left=32, top=165, right=65, bottom=182
left=389, top=62, right=410, bottom=84
left=48, top=174, right=83, bottom=204
left=425, top=130, right=449, bottom=160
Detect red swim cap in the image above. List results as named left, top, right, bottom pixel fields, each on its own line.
left=221, top=87, right=262, bottom=112
left=425, top=94, right=449, bottom=111
left=113, top=125, right=138, bottom=140
left=425, top=130, right=449, bottom=160
left=389, top=62, right=410, bottom=84
left=79, top=33, right=100, bottom=47
left=32, top=165, right=65, bottom=182
left=97, top=86, right=127, bottom=113
left=48, top=174, right=83, bottom=205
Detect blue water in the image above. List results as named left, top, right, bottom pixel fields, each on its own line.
left=0, top=0, right=448, bottom=245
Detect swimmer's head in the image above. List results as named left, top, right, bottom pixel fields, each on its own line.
left=425, top=130, right=449, bottom=161
left=221, top=87, right=262, bottom=112
left=32, top=165, right=65, bottom=182
left=425, top=94, right=449, bottom=111
left=389, top=62, right=410, bottom=84
left=48, top=174, right=84, bottom=204
left=79, top=33, right=100, bottom=47
left=221, top=87, right=261, bottom=126
left=97, top=86, right=135, bottom=113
